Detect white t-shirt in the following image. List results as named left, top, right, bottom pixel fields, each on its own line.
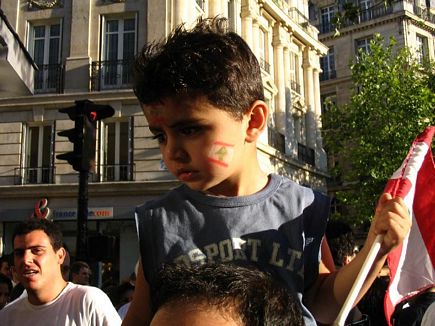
left=0, top=282, right=121, bottom=326
left=117, top=301, right=131, bottom=320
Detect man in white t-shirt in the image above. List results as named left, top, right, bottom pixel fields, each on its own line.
left=0, top=218, right=121, bottom=326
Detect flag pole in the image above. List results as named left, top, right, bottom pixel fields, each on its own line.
left=333, top=234, right=384, bottom=326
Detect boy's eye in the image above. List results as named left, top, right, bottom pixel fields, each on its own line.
left=152, top=133, right=166, bottom=144
left=180, top=126, right=201, bottom=136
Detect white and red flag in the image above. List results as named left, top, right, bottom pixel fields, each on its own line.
left=383, top=126, right=435, bottom=325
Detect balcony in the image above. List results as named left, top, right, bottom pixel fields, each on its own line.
left=91, top=164, right=135, bottom=182
left=320, top=69, right=337, bottom=81
left=15, top=166, right=55, bottom=185
left=318, top=3, right=394, bottom=34
left=287, top=7, right=310, bottom=32
left=358, top=3, right=393, bottom=23
left=34, top=64, right=64, bottom=94
left=414, top=6, right=435, bottom=23
left=320, top=22, right=335, bottom=34
left=91, top=60, right=133, bottom=91
left=298, top=143, right=315, bottom=166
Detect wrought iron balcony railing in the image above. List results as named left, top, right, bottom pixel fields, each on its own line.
left=320, top=69, right=337, bottom=81
left=34, top=64, right=64, bottom=94
left=91, top=60, right=133, bottom=91
left=91, top=163, right=135, bottom=182
left=288, top=7, right=310, bottom=31
left=15, top=166, right=55, bottom=185
left=318, top=3, right=394, bottom=34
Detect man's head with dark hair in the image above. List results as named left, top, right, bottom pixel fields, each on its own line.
left=11, top=218, right=67, bottom=305
left=326, top=220, right=358, bottom=267
left=0, top=255, right=12, bottom=280
left=133, top=17, right=264, bottom=120
left=150, top=263, right=304, bottom=326
left=70, top=261, right=91, bottom=285
left=12, top=218, right=63, bottom=252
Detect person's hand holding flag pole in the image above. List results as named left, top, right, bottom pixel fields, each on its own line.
left=333, top=126, right=434, bottom=326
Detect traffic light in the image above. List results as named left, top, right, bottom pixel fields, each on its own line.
left=57, top=100, right=115, bottom=172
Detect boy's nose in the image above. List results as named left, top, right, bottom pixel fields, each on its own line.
left=165, top=139, right=188, bottom=162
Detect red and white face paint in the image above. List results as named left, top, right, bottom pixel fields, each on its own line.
left=207, top=141, right=235, bottom=168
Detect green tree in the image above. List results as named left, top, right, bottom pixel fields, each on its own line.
left=323, top=34, right=435, bottom=225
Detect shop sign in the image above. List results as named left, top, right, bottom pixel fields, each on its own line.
left=53, top=207, right=114, bottom=220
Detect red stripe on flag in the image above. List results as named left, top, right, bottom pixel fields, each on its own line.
left=414, top=148, right=435, bottom=266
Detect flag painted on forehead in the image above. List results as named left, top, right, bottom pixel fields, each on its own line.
left=383, top=126, right=435, bottom=326
left=207, top=141, right=234, bottom=167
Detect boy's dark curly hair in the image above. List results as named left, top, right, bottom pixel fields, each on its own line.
left=151, top=263, right=304, bottom=326
left=133, top=17, right=265, bottom=120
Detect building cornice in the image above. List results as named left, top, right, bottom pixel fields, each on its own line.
left=0, top=90, right=139, bottom=110
left=0, top=180, right=181, bottom=199
left=319, top=10, right=434, bottom=42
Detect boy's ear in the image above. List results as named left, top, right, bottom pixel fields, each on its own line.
left=245, top=100, right=268, bottom=143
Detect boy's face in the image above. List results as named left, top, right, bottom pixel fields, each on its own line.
left=13, top=230, right=65, bottom=297
left=142, top=96, right=249, bottom=196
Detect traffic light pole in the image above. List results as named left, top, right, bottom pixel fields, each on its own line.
left=76, top=169, right=89, bottom=261
left=57, top=100, right=115, bottom=261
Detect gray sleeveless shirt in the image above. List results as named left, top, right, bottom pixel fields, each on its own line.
left=136, top=174, right=330, bottom=325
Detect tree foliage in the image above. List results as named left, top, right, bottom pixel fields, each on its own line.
left=322, top=34, right=435, bottom=225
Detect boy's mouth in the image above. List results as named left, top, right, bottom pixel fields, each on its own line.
left=177, top=169, right=196, bottom=181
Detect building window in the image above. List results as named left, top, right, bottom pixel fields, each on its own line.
left=415, top=34, right=428, bottom=64
left=20, top=124, right=55, bottom=184
left=358, top=0, right=372, bottom=22
left=227, top=0, right=240, bottom=33
left=98, top=118, right=134, bottom=182
left=355, top=36, right=372, bottom=58
left=320, top=46, right=336, bottom=81
left=320, top=6, right=335, bottom=33
left=195, top=0, right=205, bottom=16
left=29, top=22, right=63, bottom=93
left=94, top=16, right=136, bottom=90
left=293, top=113, right=314, bottom=165
left=290, top=52, right=301, bottom=94
left=258, top=28, right=270, bottom=74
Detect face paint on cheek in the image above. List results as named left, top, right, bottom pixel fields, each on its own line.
left=207, top=141, right=235, bottom=168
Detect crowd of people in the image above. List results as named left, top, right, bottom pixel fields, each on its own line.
left=0, top=16, right=433, bottom=326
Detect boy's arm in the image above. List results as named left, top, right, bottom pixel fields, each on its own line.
left=122, top=260, right=152, bottom=325
left=305, top=193, right=410, bottom=324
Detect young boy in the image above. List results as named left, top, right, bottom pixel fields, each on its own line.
left=123, top=18, right=410, bottom=325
